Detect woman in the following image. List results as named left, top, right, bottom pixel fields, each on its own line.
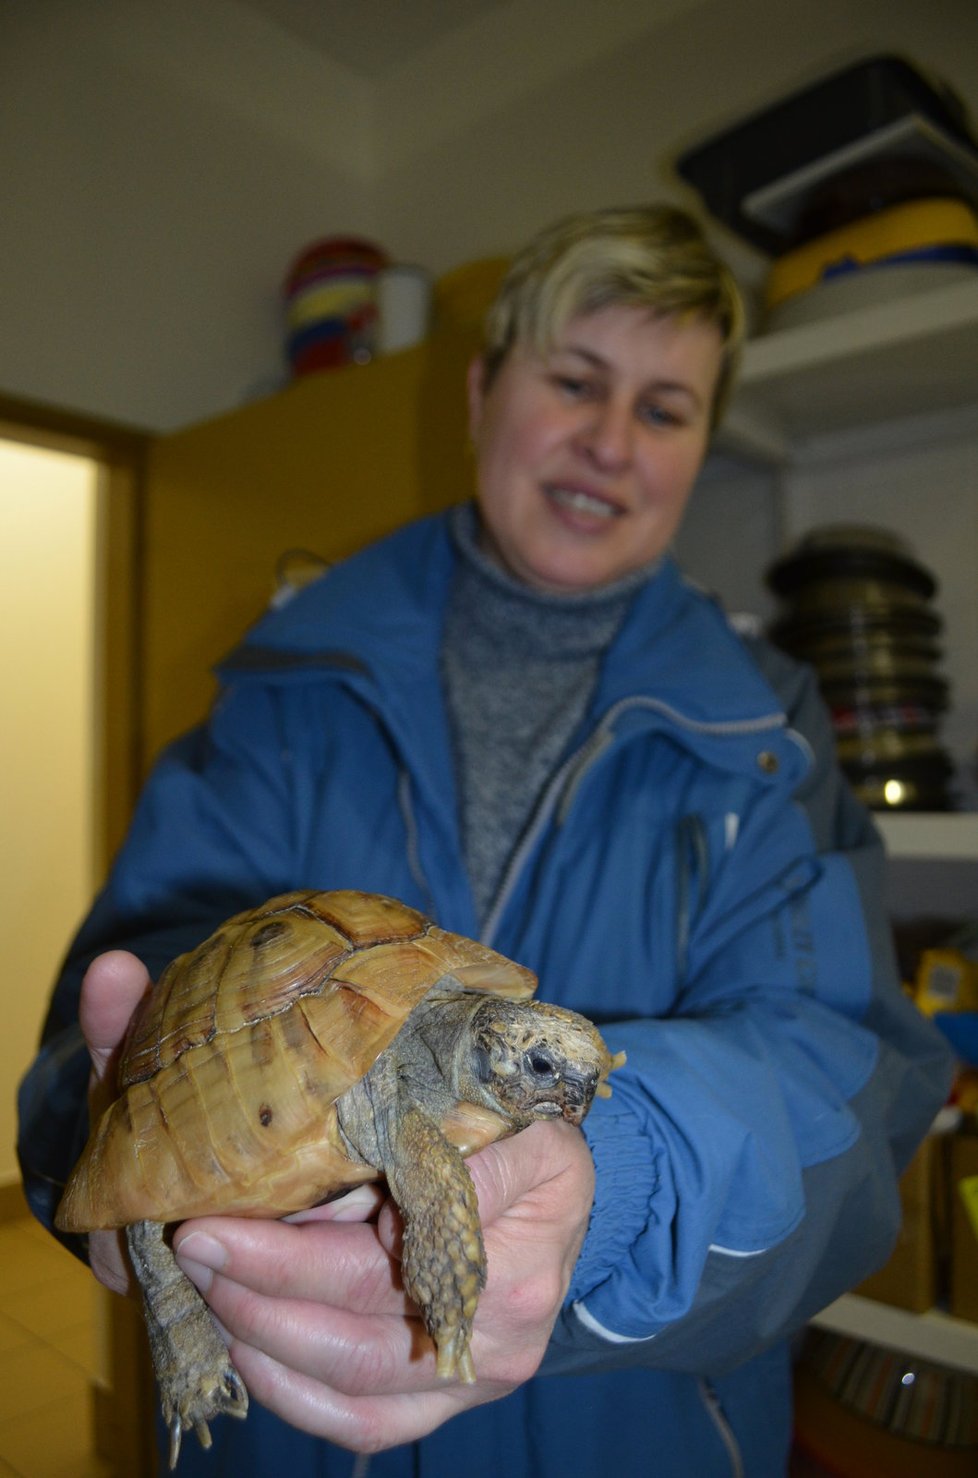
left=19, top=205, right=950, bottom=1476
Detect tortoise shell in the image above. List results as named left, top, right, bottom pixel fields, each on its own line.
left=57, top=890, right=537, bottom=1232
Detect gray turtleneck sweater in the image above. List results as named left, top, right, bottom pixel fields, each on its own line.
left=441, top=502, right=656, bottom=925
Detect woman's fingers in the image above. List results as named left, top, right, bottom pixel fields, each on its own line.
left=199, top=1277, right=433, bottom=1398
left=78, top=950, right=151, bottom=1085
left=174, top=1216, right=409, bottom=1312
left=285, top=1185, right=385, bottom=1224
left=224, top=1340, right=485, bottom=1454
left=175, top=1218, right=449, bottom=1401
left=88, top=1227, right=132, bottom=1298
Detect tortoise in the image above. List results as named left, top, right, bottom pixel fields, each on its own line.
left=57, top=889, right=621, bottom=1466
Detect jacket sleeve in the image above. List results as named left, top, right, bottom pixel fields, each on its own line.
left=16, top=683, right=300, bottom=1254
left=544, top=643, right=954, bottom=1377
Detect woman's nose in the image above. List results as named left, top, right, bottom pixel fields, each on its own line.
left=575, top=398, right=633, bottom=469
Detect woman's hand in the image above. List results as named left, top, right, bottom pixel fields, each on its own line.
left=171, top=1119, right=595, bottom=1452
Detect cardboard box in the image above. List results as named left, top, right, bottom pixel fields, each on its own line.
left=855, top=1134, right=941, bottom=1313
left=949, top=1131, right=978, bottom=1322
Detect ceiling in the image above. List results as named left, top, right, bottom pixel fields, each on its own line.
left=234, top=0, right=512, bottom=78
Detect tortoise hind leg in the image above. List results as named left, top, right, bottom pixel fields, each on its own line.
left=125, top=1220, right=248, bottom=1468
left=383, top=1105, right=486, bottom=1383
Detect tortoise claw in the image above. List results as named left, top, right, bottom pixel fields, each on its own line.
left=192, top=1417, right=213, bottom=1454
left=164, top=1366, right=247, bottom=1468
left=168, top=1418, right=181, bottom=1472
left=435, top=1335, right=476, bottom=1384
left=165, top=1414, right=217, bottom=1470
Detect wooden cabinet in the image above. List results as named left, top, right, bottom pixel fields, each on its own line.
left=139, top=326, right=478, bottom=769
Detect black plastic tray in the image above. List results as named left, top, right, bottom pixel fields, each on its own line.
left=676, top=55, right=978, bottom=253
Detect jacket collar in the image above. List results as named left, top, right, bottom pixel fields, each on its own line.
left=231, top=514, right=456, bottom=673
left=233, top=515, right=783, bottom=718
left=216, top=515, right=463, bottom=849
left=218, top=510, right=803, bottom=791
left=598, top=559, right=784, bottom=723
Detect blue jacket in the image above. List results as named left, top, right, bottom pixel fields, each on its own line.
left=19, top=511, right=952, bottom=1477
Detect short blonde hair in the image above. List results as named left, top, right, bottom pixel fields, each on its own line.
left=483, top=204, right=745, bottom=426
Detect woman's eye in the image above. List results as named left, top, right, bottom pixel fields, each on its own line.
left=640, top=402, right=681, bottom=428
left=553, top=375, right=594, bottom=399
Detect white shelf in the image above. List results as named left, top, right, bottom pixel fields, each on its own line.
left=720, top=277, right=978, bottom=464
left=811, top=1293, right=978, bottom=1376
left=714, top=275, right=978, bottom=1378
left=877, top=812, right=978, bottom=862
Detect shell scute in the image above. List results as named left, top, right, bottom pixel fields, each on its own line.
left=222, top=918, right=354, bottom=1025
left=291, top=888, right=431, bottom=947
left=123, top=904, right=365, bottom=1088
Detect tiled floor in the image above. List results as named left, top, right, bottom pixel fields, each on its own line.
left=0, top=1215, right=112, bottom=1478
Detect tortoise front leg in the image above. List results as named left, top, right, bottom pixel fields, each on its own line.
left=126, top=1219, right=248, bottom=1467
left=383, top=1104, right=486, bottom=1383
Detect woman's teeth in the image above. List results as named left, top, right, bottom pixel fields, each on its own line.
left=548, top=487, right=617, bottom=519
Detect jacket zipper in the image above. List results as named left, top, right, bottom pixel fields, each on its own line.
left=675, top=813, right=709, bottom=984
left=397, top=769, right=438, bottom=917
left=699, top=1379, right=745, bottom=1478
left=481, top=696, right=788, bottom=948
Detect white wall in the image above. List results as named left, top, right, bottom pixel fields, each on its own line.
left=372, top=0, right=978, bottom=281
left=0, top=442, right=97, bottom=1184
left=0, top=0, right=374, bottom=430
left=1, top=0, right=974, bottom=431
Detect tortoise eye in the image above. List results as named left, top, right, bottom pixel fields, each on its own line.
left=527, top=1051, right=556, bottom=1078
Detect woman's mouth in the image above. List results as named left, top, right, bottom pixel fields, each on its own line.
left=545, top=486, right=621, bottom=521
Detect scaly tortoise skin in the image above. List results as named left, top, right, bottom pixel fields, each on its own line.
left=57, top=890, right=620, bottom=1466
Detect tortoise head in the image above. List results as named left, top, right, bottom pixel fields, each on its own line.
left=465, top=998, right=621, bottom=1129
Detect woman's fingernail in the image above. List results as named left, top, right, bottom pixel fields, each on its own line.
left=285, top=1184, right=382, bottom=1223
left=175, top=1232, right=227, bottom=1292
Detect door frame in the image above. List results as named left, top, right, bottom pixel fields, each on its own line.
left=0, top=391, right=157, bottom=1474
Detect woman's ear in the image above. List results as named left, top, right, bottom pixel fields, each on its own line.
left=466, top=356, right=487, bottom=443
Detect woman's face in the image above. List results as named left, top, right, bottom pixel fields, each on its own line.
left=468, top=303, right=723, bottom=593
